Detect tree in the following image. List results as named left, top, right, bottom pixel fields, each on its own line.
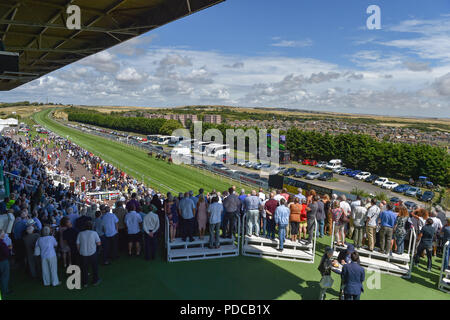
left=160, top=120, right=183, bottom=136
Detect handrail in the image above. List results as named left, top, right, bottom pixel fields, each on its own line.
left=405, top=225, right=416, bottom=279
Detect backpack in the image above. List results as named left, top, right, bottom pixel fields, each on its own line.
left=339, top=211, right=349, bottom=223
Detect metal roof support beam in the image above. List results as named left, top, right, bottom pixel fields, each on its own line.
left=0, top=19, right=139, bottom=36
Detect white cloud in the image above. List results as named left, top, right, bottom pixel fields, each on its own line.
left=271, top=38, right=313, bottom=48
left=116, top=67, right=147, bottom=83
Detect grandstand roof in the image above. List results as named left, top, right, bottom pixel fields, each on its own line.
left=0, top=0, right=224, bottom=91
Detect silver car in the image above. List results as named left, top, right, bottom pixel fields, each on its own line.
left=306, top=171, right=321, bottom=180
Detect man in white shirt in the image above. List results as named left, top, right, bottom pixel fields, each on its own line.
left=352, top=200, right=368, bottom=249
left=143, top=206, right=160, bottom=261
left=125, top=204, right=143, bottom=256
left=77, top=221, right=101, bottom=287
left=365, top=199, right=381, bottom=251
left=273, top=190, right=284, bottom=203
left=208, top=196, right=224, bottom=249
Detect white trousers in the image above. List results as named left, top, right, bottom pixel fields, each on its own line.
left=41, top=256, right=59, bottom=286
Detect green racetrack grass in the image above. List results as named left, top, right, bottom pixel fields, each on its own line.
left=10, top=109, right=446, bottom=300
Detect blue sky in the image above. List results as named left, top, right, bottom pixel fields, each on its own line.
left=2, top=0, right=450, bottom=117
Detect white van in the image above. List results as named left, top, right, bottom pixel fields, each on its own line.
left=326, top=159, right=342, bottom=170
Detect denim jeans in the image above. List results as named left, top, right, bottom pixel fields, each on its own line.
left=278, top=224, right=287, bottom=249
left=209, top=222, right=221, bottom=247
left=318, top=219, right=324, bottom=237
left=246, top=210, right=260, bottom=236
left=395, top=233, right=406, bottom=254
left=414, top=243, right=433, bottom=270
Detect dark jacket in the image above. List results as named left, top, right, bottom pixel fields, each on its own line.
left=342, top=262, right=365, bottom=295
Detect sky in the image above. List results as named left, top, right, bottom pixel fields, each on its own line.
left=2, top=0, right=450, bottom=118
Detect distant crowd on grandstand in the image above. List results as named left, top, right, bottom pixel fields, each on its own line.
left=0, top=128, right=449, bottom=300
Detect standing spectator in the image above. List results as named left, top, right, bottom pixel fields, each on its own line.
left=259, top=193, right=268, bottom=237
left=179, top=192, right=196, bottom=242
left=102, top=206, right=119, bottom=264
left=113, top=201, right=127, bottom=251
left=124, top=204, right=143, bottom=256
left=77, top=221, right=101, bottom=287
left=316, top=196, right=326, bottom=238
left=274, top=198, right=290, bottom=251
left=341, top=252, right=365, bottom=300
left=365, top=199, right=380, bottom=252
left=299, top=199, right=308, bottom=241
left=143, top=206, right=160, bottom=260
left=305, top=196, right=319, bottom=244
left=258, top=188, right=266, bottom=202
left=207, top=196, right=223, bottom=249
left=23, top=226, right=40, bottom=279
left=280, top=188, right=290, bottom=202
left=93, top=210, right=106, bottom=263
left=352, top=200, right=368, bottom=249
left=222, top=188, right=241, bottom=239
left=323, top=194, right=332, bottom=236
left=244, top=190, right=261, bottom=237
left=62, top=219, right=79, bottom=266
left=350, top=196, right=362, bottom=240
left=339, top=195, right=351, bottom=240
left=35, top=226, right=60, bottom=287
left=196, top=195, right=208, bottom=240
left=165, top=195, right=178, bottom=243
left=378, top=204, right=397, bottom=255
left=126, top=193, right=141, bottom=212
left=0, top=230, right=11, bottom=297
left=59, top=217, right=72, bottom=267
left=318, top=247, right=336, bottom=300
left=393, top=206, right=409, bottom=255
left=294, top=188, right=306, bottom=203
left=288, top=197, right=302, bottom=242
left=264, top=193, right=278, bottom=240
left=441, top=218, right=450, bottom=271
left=414, top=218, right=436, bottom=272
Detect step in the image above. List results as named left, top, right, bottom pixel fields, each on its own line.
left=244, top=235, right=312, bottom=250
left=168, top=244, right=238, bottom=261
left=168, top=236, right=235, bottom=249
left=243, top=244, right=314, bottom=261
left=332, top=251, right=409, bottom=275
left=334, top=244, right=410, bottom=263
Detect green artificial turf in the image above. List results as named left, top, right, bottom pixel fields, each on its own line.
left=7, top=235, right=449, bottom=300
left=33, top=109, right=242, bottom=194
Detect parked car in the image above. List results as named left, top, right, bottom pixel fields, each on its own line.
left=382, top=181, right=399, bottom=190
left=333, top=167, right=346, bottom=174
left=318, top=172, right=333, bottom=181
left=404, top=201, right=418, bottom=211
left=245, top=162, right=255, bottom=168
left=253, top=163, right=262, bottom=170
left=355, top=172, right=371, bottom=180
left=283, top=168, right=297, bottom=176
left=340, top=168, right=353, bottom=175
left=393, top=184, right=411, bottom=193
left=365, top=174, right=379, bottom=183
left=302, top=159, right=317, bottom=166
left=420, top=191, right=435, bottom=202
left=347, top=170, right=362, bottom=178
left=374, top=177, right=389, bottom=187
left=294, top=170, right=309, bottom=178
left=405, top=187, right=422, bottom=198
left=326, top=159, right=342, bottom=170
left=306, top=171, right=321, bottom=180
left=316, top=161, right=328, bottom=168
left=390, top=197, right=401, bottom=205
left=238, top=160, right=248, bottom=166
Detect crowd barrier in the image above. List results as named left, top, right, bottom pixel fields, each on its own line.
left=438, top=240, right=450, bottom=293
left=330, top=221, right=416, bottom=277
left=165, top=215, right=241, bottom=262
left=241, top=213, right=317, bottom=263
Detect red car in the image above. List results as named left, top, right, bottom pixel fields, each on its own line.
left=302, top=159, right=317, bottom=166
